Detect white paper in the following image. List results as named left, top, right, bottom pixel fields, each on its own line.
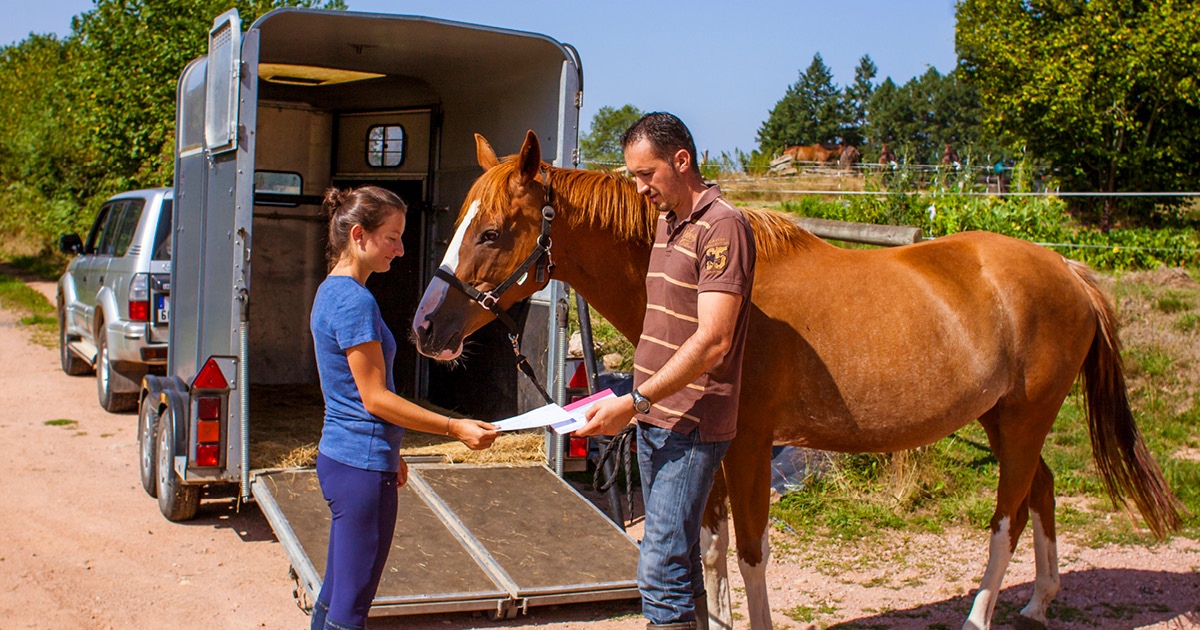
left=551, top=390, right=617, bottom=435
left=492, top=403, right=571, bottom=432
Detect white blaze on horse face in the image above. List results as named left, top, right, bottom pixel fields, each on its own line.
left=965, top=516, right=1013, bottom=630
left=412, top=200, right=480, bottom=357
left=1019, top=511, right=1060, bottom=624
left=739, top=532, right=772, bottom=630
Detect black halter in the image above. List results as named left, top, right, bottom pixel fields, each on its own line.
left=433, top=168, right=557, bottom=403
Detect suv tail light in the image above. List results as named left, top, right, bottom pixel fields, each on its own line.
left=128, top=273, right=149, bottom=321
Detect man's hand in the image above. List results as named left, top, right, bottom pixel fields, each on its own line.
left=575, top=394, right=637, bottom=437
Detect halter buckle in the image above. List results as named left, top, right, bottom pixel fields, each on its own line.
left=480, top=292, right=499, bottom=310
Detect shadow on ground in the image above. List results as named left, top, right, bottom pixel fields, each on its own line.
left=825, top=567, right=1200, bottom=629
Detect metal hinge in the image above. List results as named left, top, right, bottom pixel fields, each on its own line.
left=571, top=147, right=580, bottom=165
left=574, top=91, right=583, bottom=108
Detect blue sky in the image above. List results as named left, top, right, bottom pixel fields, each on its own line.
left=3, top=0, right=959, bottom=156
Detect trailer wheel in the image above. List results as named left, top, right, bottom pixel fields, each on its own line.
left=58, top=303, right=91, bottom=376
left=156, top=403, right=200, bottom=521
left=138, top=395, right=159, bottom=498
left=96, top=328, right=137, bottom=413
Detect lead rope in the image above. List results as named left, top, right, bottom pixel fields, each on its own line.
left=593, top=423, right=637, bottom=521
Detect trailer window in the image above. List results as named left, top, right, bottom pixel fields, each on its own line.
left=254, top=171, right=302, bottom=196
left=367, top=125, right=405, bottom=167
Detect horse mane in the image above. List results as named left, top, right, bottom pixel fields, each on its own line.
left=466, top=159, right=822, bottom=261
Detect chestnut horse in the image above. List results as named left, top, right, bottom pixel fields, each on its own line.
left=782, top=143, right=842, bottom=164
left=412, top=131, right=1182, bottom=630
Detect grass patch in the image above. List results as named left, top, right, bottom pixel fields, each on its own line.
left=1177, top=313, right=1200, bottom=333
left=44, top=419, right=77, bottom=427
left=1156, top=292, right=1194, bottom=314
left=783, top=602, right=839, bottom=623
left=0, top=270, right=58, bottom=348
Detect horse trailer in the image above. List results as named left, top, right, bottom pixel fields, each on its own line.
left=138, top=8, right=637, bottom=617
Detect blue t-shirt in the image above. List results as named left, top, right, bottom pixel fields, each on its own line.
left=310, top=275, right=404, bottom=471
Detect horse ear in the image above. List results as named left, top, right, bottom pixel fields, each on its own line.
left=516, top=130, right=541, bottom=184
left=475, top=133, right=500, bottom=170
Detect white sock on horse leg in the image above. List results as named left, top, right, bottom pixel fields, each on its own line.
left=965, top=516, right=1013, bottom=630
left=1019, top=511, right=1060, bottom=623
left=700, top=518, right=731, bottom=630
left=738, top=531, right=771, bottom=630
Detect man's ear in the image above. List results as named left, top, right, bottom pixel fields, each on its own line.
left=673, top=148, right=692, bottom=174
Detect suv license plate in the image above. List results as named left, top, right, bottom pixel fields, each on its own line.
left=156, top=295, right=170, bottom=324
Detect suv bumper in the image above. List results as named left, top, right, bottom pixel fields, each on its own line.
left=108, top=320, right=169, bottom=365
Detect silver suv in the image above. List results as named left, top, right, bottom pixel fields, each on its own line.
left=58, top=188, right=172, bottom=412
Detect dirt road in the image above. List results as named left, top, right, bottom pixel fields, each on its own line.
left=1, top=282, right=1197, bottom=629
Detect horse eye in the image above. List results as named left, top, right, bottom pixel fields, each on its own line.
left=479, top=229, right=500, bottom=243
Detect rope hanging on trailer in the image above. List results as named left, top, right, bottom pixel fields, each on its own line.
left=593, top=423, right=637, bottom=520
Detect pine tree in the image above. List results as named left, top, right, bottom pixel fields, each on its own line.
left=757, top=53, right=846, bottom=152
left=842, top=55, right=877, bottom=148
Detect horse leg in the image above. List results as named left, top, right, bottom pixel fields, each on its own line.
left=1015, top=458, right=1060, bottom=630
left=964, top=409, right=1051, bottom=630
left=700, top=468, right=731, bottom=630
left=723, top=434, right=774, bottom=630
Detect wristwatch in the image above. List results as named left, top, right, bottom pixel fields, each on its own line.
left=631, top=389, right=652, bottom=414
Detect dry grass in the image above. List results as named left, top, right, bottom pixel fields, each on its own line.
left=1111, top=267, right=1200, bottom=410
left=246, top=384, right=545, bottom=469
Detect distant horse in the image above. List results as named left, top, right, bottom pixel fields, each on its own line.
left=412, top=131, right=1182, bottom=630
left=782, top=143, right=841, bottom=164
left=879, top=142, right=897, bottom=165
left=942, top=143, right=962, bottom=165
left=838, top=144, right=861, bottom=170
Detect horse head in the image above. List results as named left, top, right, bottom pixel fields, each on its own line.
left=412, top=130, right=552, bottom=360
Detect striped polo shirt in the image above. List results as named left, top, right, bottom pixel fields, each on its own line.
left=633, top=185, right=756, bottom=442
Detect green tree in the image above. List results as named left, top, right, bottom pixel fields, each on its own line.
left=842, top=54, right=877, bottom=149
left=580, top=104, right=643, bottom=168
left=757, top=53, right=846, bottom=152
left=866, top=68, right=987, bottom=164
left=957, top=0, right=1200, bottom=228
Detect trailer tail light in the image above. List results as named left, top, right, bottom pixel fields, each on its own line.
left=193, top=358, right=229, bottom=389
left=568, top=436, right=589, bottom=458
left=197, top=396, right=220, bottom=419
left=197, top=420, right=220, bottom=443
left=196, top=444, right=220, bottom=467
left=128, top=273, right=150, bottom=321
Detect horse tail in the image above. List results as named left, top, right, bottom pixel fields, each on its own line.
left=1067, top=258, right=1185, bottom=539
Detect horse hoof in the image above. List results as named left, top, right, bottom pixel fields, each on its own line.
left=1013, top=615, right=1047, bottom=630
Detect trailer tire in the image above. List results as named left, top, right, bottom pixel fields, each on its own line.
left=156, top=403, right=200, bottom=521
left=139, top=395, right=160, bottom=498
left=58, top=302, right=91, bottom=376
left=96, top=327, right=138, bottom=413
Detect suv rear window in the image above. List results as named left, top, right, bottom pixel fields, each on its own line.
left=111, top=199, right=145, bottom=257
left=152, top=200, right=173, bottom=261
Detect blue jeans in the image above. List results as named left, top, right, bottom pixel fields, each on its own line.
left=636, top=422, right=730, bottom=625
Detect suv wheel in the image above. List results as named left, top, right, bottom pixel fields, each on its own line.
left=96, top=328, right=137, bottom=413
left=59, top=304, right=92, bottom=376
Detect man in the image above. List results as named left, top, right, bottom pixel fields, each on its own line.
left=578, top=112, right=756, bottom=630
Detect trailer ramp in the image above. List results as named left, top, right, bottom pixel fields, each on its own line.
left=251, top=464, right=640, bottom=618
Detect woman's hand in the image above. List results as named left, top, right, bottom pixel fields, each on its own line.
left=396, top=458, right=409, bottom=488
left=449, top=418, right=500, bottom=450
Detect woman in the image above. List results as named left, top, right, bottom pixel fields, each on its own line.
left=309, top=186, right=498, bottom=630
